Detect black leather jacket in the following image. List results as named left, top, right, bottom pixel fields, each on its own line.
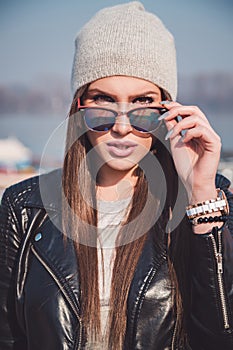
left=0, top=170, right=233, bottom=350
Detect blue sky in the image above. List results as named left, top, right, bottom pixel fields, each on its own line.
left=1, top=0, right=233, bottom=87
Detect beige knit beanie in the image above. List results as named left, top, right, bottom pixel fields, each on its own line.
left=71, top=1, right=177, bottom=100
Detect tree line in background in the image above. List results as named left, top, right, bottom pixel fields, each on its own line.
left=0, top=72, right=233, bottom=116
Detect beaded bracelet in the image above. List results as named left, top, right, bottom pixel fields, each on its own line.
left=190, top=215, right=228, bottom=226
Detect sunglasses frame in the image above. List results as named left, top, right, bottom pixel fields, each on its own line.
left=77, top=98, right=167, bottom=133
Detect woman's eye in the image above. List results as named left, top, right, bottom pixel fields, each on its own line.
left=132, top=96, right=154, bottom=105
left=93, top=94, right=115, bottom=104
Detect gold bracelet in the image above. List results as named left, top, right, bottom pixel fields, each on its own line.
left=186, top=188, right=229, bottom=220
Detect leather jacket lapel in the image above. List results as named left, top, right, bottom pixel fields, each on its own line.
left=31, top=213, right=81, bottom=315
left=126, top=230, right=167, bottom=343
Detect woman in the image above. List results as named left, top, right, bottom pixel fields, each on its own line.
left=0, top=2, right=232, bottom=349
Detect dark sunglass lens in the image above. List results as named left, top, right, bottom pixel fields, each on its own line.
left=84, top=108, right=115, bottom=131
left=129, top=108, right=164, bottom=132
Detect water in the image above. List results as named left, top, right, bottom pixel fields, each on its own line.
left=0, top=113, right=232, bottom=162
left=0, top=113, right=232, bottom=197
left=0, top=114, right=67, bottom=165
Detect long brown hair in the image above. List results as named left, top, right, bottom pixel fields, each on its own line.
left=62, top=88, right=192, bottom=349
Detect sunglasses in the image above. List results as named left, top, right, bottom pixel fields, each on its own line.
left=77, top=98, right=167, bottom=133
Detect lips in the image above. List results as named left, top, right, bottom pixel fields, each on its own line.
left=106, top=141, right=138, bottom=157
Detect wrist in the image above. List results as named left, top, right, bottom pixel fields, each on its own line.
left=188, top=185, right=217, bottom=204
left=186, top=188, right=229, bottom=234
left=192, top=220, right=224, bottom=234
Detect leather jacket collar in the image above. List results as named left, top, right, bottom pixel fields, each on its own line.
left=24, top=169, right=62, bottom=211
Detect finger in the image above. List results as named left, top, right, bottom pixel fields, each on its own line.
left=159, top=105, right=209, bottom=124
left=165, top=114, right=212, bottom=140
left=160, top=101, right=182, bottom=108
left=181, top=125, right=221, bottom=150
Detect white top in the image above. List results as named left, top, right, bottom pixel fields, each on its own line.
left=86, top=197, right=131, bottom=347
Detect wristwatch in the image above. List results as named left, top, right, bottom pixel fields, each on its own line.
left=186, top=188, right=229, bottom=220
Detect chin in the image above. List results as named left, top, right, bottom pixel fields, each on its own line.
left=105, top=158, right=138, bottom=172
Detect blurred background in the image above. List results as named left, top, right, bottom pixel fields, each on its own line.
left=1, top=0, right=233, bottom=195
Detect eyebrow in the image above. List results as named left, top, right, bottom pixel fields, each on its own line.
left=130, top=91, right=160, bottom=98
left=86, top=88, right=160, bottom=99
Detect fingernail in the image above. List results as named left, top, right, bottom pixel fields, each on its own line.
left=180, top=129, right=187, bottom=137
left=165, top=128, right=174, bottom=140
left=160, top=100, right=172, bottom=105
left=158, top=111, right=169, bottom=121
left=176, top=115, right=182, bottom=122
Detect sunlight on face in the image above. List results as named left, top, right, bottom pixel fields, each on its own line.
left=82, top=76, right=162, bottom=180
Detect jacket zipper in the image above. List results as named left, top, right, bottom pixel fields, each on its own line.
left=210, top=229, right=230, bottom=330
left=31, top=246, right=83, bottom=349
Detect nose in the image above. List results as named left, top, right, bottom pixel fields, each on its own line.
left=111, top=114, right=133, bottom=135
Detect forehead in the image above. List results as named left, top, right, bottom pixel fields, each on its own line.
left=87, top=76, right=161, bottom=97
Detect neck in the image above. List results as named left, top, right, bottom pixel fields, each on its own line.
left=96, top=165, right=138, bottom=201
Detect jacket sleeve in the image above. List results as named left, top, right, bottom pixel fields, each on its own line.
left=189, top=175, right=233, bottom=349
left=0, top=188, right=27, bottom=350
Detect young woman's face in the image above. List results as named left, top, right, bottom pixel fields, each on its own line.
left=82, top=76, right=162, bottom=178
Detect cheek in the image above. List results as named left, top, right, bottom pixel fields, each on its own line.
left=86, top=131, right=100, bottom=147
left=140, top=136, right=153, bottom=151
left=86, top=132, right=109, bottom=159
